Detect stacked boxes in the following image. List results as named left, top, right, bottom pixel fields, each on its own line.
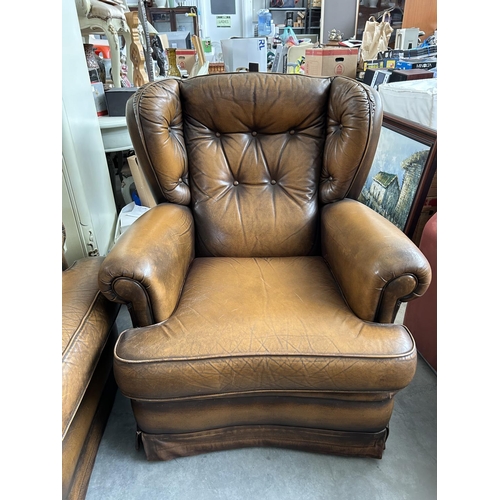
left=304, top=47, right=358, bottom=78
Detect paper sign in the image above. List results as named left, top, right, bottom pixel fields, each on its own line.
left=216, top=16, right=231, bottom=28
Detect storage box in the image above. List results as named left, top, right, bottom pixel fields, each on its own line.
left=105, top=87, right=138, bottom=117
left=395, top=58, right=437, bottom=70
left=305, top=47, right=358, bottom=78
left=176, top=49, right=196, bottom=74
left=362, top=57, right=397, bottom=71
left=389, top=69, right=434, bottom=83
left=91, top=82, right=108, bottom=117
left=221, top=38, right=268, bottom=73
left=378, top=78, right=437, bottom=130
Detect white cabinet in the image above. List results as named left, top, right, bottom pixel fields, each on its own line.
left=62, top=0, right=117, bottom=265
left=320, top=0, right=359, bottom=44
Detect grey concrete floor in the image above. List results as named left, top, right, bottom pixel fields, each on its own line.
left=86, top=305, right=437, bottom=500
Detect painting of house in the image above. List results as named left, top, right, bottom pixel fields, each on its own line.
left=360, top=171, right=400, bottom=220
left=359, top=126, right=430, bottom=232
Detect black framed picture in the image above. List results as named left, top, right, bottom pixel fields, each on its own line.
left=358, top=113, right=437, bottom=239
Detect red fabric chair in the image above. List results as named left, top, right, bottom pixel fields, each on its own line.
left=404, top=213, right=437, bottom=371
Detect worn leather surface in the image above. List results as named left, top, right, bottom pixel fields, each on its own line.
left=322, top=199, right=432, bottom=323
left=100, top=73, right=431, bottom=459
left=126, top=74, right=382, bottom=259
left=115, top=256, right=417, bottom=400
left=107, top=73, right=422, bottom=326
left=140, top=426, right=389, bottom=461
left=62, top=256, right=119, bottom=498
left=131, top=392, right=396, bottom=435
left=98, top=203, right=195, bottom=326
left=62, top=257, right=119, bottom=439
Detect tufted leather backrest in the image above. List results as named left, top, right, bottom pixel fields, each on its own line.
left=126, top=73, right=382, bottom=257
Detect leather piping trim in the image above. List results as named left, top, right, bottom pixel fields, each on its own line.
left=62, top=291, right=101, bottom=360
left=125, top=389, right=399, bottom=404
left=374, top=272, right=420, bottom=323
left=112, top=276, right=154, bottom=326
left=114, top=335, right=416, bottom=364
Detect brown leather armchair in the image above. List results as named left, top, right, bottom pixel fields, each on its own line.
left=98, top=73, right=431, bottom=460
left=62, top=226, right=121, bottom=499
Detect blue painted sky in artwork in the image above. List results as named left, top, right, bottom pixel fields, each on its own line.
left=363, top=126, right=430, bottom=190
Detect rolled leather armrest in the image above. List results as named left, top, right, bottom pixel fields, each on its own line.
left=98, top=203, right=195, bottom=327
left=321, top=199, right=431, bottom=323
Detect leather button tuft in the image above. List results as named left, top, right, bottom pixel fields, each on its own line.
left=271, top=180, right=277, bottom=185
left=178, top=178, right=183, bottom=183
left=215, top=132, right=221, bottom=137
left=328, top=176, right=333, bottom=181
left=233, top=181, right=239, bottom=186
left=251, top=131, right=257, bottom=136
left=289, top=130, right=295, bottom=135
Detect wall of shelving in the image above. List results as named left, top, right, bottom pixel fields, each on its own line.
left=267, top=1, right=321, bottom=37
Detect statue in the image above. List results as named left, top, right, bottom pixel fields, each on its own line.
left=328, top=28, right=344, bottom=43
left=151, top=34, right=167, bottom=78
left=120, top=51, right=132, bottom=88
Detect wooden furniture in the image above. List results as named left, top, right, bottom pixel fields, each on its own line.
left=402, top=0, right=437, bottom=39
left=125, top=10, right=150, bottom=87
left=357, top=1, right=404, bottom=42
left=75, top=0, right=134, bottom=87
left=357, top=1, right=437, bottom=43
left=129, top=5, right=200, bottom=37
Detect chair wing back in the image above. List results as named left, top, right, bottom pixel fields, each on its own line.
left=126, top=73, right=382, bottom=257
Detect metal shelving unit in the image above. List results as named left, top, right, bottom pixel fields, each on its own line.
left=268, top=1, right=321, bottom=36
left=306, top=6, right=321, bottom=34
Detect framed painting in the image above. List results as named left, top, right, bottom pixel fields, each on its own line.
left=358, top=113, right=437, bottom=239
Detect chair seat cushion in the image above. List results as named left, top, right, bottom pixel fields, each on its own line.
left=114, top=257, right=416, bottom=401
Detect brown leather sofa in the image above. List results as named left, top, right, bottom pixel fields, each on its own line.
left=99, top=73, right=431, bottom=461
left=62, top=227, right=121, bottom=499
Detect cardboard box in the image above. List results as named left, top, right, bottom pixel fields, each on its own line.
left=305, top=47, right=358, bottom=78
left=176, top=49, right=196, bottom=75
left=362, top=57, right=397, bottom=71
left=221, top=38, right=268, bottom=73
left=91, top=82, right=108, bottom=117
left=127, top=155, right=157, bottom=209
left=395, top=59, right=437, bottom=70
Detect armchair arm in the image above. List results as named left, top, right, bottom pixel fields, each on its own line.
left=98, top=203, right=195, bottom=327
left=321, top=199, right=431, bottom=323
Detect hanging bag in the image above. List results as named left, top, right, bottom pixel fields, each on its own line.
left=280, top=26, right=299, bottom=46
left=360, top=11, right=393, bottom=63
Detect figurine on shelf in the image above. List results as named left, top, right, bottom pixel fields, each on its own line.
left=151, top=34, right=167, bottom=77
left=328, top=28, right=344, bottom=43
left=120, top=52, right=132, bottom=88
